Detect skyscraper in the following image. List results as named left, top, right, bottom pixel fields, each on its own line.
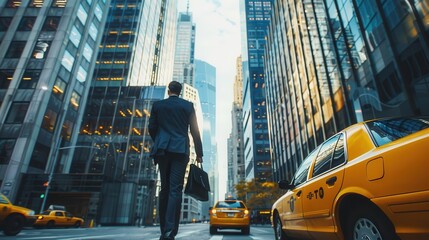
left=173, top=11, right=196, bottom=86
left=0, top=0, right=110, bottom=203
left=239, top=0, right=273, bottom=182
left=227, top=56, right=245, bottom=195
left=194, top=59, right=217, bottom=218
left=265, top=0, right=429, bottom=181
left=71, top=0, right=178, bottom=225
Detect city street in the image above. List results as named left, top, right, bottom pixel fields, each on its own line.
left=11, top=223, right=274, bottom=240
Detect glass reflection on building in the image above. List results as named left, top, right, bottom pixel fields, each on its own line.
left=265, top=0, right=429, bottom=181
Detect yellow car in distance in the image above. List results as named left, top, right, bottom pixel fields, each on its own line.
left=210, top=199, right=250, bottom=235
left=271, top=117, right=429, bottom=240
left=34, top=210, right=84, bottom=228
left=0, top=193, right=36, bottom=236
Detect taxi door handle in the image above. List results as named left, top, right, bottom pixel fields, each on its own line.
left=296, top=190, right=302, bottom=197
left=326, top=176, right=337, bottom=186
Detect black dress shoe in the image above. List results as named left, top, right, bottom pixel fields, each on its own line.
left=162, top=231, right=175, bottom=240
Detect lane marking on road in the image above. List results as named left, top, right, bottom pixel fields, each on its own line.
left=209, top=236, right=223, bottom=240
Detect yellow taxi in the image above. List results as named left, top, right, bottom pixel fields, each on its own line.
left=210, top=199, right=250, bottom=235
left=0, top=193, right=36, bottom=236
left=34, top=210, right=84, bottom=228
left=271, top=117, right=429, bottom=240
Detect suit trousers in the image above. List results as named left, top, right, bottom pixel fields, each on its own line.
left=157, top=151, right=189, bottom=237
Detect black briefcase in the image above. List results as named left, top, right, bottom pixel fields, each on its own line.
left=184, top=163, right=211, bottom=201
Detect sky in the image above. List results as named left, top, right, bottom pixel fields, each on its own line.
left=177, top=0, right=242, bottom=200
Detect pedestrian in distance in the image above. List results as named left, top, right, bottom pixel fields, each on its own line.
left=148, top=81, right=203, bottom=240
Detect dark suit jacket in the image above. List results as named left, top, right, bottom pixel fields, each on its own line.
left=148, top=96, right=203, bottom=158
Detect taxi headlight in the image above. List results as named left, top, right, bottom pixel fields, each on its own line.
left=37, top=216, right=44, bottom=220
left=211, top=209, right=217, bottom=217
left=244, top=209, right=249, bottom=216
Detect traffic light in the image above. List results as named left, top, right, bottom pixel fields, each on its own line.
left=43, top=181, right=49, bottom=187
left=40, top=194, right=45, bottom=198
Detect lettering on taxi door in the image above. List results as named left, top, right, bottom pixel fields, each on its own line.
left=306, top=187, right=324, bottom=200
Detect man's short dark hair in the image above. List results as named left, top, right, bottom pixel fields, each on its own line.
left=168, top=81, right=182, bottom=95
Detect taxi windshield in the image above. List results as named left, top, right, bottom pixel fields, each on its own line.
left=215, top=201, right=245, bottom=208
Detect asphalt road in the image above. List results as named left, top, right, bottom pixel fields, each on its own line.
left=9, top=223, right=274, bottom=240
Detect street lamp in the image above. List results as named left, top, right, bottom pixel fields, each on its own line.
left=39, top=145, right=99, bottom=213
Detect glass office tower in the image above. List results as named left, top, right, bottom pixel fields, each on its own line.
left=265, top=0, right=429, bottom=181
left=173, top=12, right=196, bottom=86
left=0, top=0, right=109, bottom=205
left=194, top=59, right=217, bottom=218
left=240, top=0, right=274, bottom=182
left=70, top=0, right=177, bottom=225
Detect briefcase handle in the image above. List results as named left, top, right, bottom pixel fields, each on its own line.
left=191, top=159, right=203, bottom=170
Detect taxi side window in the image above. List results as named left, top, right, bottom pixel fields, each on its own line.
left=331, top=134, right=345, bottom=168
left=312, top=134, right=341, bottom=178
left=0, top=195, right=8, bottom=204
left=55, top=211, right=63, bottom=217
left=293, top=147, right=319, bottom=186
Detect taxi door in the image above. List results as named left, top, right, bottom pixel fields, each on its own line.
left=0, top=194, right=12, bottom=222
left=302, top=134, right=346, bottom=240
left=281, top=148, right=320, bottom=239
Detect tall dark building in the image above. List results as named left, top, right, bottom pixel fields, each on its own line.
left=0, top=0, right=110, bottom=209
left=239, top=0, right=274, bottom=182
left=265, top=0, right=429, bottom=181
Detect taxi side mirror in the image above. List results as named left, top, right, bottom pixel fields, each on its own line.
left=278, top=180, right=293, bottom=190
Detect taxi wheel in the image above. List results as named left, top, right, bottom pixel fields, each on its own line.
left=209, top=226, right=217, bottom=235
left=242, top=226, right=250, bottom=235
left=273, top=214, right=287, bottom=240
left=346, top=205, right=398, bottom=240
left=46, top=220, right=55, bottom=228
left=3, top=214, right=25, bottom=236
left=74, top=221, right=81, bottom=228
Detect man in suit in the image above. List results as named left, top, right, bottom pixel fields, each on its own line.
left=148, top=81, right=203, bottom=240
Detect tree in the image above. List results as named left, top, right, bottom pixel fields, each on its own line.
left=234, top=179, right=286, bottom=210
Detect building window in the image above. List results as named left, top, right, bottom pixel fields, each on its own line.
left=77, top=4, right=88, bottom=25
left=76, top=66, right=87, bottom=83
left=89, top=22, right=98, bottom=40
left=42, top=108, right=58, bottom=132
left=0, top=139, right=15, bottom=164
left=5, top=41, right=26, bottom=58
left=0, top=17, right=12, bottom=31
left=52, top=0, right=67, bottom=7
left=17, top=17, right=36, bottom=31
left=6, top=0, right=21, bottom=8
left=95, top=4, right=103, bottom=21
left=53, top=78, right=67, bottom=100
left=61, top=50, right=75, bottom=71
left=32, top=41, right=50, bottom=59
left=5, top=102, right=29, bottom=124
left=70, top=91, right=81, bottom=110
left=83, top=43, right=93, bottom=62
left=42, top=17, right=61, bottom=31
left=0, top=70, right=14, bottom=89
left=19, top=70, right=41, bottom=89
left=70, top=26, right=82, bottom=47
left=29, top=0, right=44, bottom=7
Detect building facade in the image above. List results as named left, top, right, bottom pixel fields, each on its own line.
left=227, top=56, right=245, bottom=195
left=71, top=0, right=177, bottom=225
left=172, top=11, right=196, bottom=87
left=0, top=0, right=110, bottom=206
left=265, top=0, right=429, bottom=182
left=180, top=83, right=205, bottom=223
left=194, top=59, right=217, bottom=218
left=239, top=0, right=274, bottom=182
